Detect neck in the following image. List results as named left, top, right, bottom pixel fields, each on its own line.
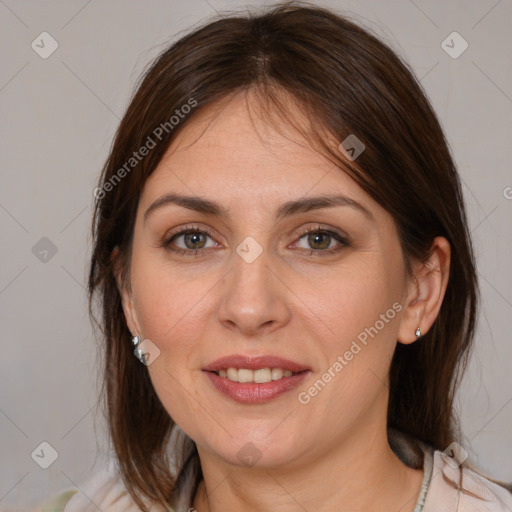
left=192, top=427, right=424, bottom=512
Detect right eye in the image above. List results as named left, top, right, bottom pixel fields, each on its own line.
left=164, top=227, right=219, bottom=256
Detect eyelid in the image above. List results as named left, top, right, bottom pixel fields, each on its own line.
left=162, top=222, right=350, bottom=256
left=162, top=224, right=220, bottom=256
left=293, top=223, right=349, bottom=244
left=164, top=223, right=217, bottom=243
left=164, top=223, right=347, bottom=242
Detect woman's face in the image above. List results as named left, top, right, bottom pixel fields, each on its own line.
left=120, top=92, right=415, bottom=469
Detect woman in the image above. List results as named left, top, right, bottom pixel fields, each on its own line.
left=40, top=2, right=512, bottom=511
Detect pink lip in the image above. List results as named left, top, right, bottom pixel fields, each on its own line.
left=202, top=354, right=311, bottom=404
left=204, top=371, right=310, bottom=404
left=202, top=354, right=310, bottom=373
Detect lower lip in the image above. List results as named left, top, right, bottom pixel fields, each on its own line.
left=203, top=371, right=310, bottom=404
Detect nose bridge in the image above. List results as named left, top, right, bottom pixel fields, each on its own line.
left=229, top=238, right=272, bottom=309
left=218, top=236, right=290, bottom=333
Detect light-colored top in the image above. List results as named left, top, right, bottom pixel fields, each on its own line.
left=38, top=433, right=512, bottom=512
left=413, top=446, right=433, bottom=512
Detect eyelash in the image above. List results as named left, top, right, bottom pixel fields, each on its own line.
left=162, top=223, right=349, bottom=257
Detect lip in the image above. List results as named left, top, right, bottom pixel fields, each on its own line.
left=204, top=371, right=310, bottom=404
left=202, top=354, right=310, bottom=373
left=202, top=354, right=311, bottom=404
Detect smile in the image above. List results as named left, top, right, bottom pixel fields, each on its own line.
left=215, top=367, right=297, bottom=383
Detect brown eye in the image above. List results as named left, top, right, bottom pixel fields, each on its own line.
left=163, top=228, right=218, bottom=255
left=306, top=232, right=332, bottom=250
left=182, top=231, right=208, bottom=249
left=294, top=228, right=348, bottom=255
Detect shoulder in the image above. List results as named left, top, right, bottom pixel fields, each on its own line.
left=36, top=489, right=77, bottom=511
left=40, top=465, right=172, bottom=512
left=62, top=468, right=135, bottom=511
left=423, top=449, right=512, bottom=512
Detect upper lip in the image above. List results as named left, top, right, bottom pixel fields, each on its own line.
left=203, top=354, right=310, bottom=373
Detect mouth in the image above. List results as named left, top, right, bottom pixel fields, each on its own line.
left=202, top=354, right=311, bottom=404
left=210, top=367, right=301, bottom=383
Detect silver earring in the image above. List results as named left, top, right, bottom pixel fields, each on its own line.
left=132, top=335, right=146, bottom=364
left=415, top=327, right=422, bottom=339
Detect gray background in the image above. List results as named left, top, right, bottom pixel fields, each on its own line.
left=0, top=0, right=511, bottom=509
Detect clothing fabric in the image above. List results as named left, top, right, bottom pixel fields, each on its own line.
left=413, top=445, right=433, bottom=512
left=39, top=430, right=512, bottom=512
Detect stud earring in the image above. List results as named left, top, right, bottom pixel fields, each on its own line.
left=415, top=327, right=422, bottom=339
left=132, top=335, right=146, bottom=364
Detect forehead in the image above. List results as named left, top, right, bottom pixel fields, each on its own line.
left=140, top=90, right=369, bottom=207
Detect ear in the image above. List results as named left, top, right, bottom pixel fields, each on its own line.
left=397, top=236, right=451, bottom=345
left=111, top=246, right=141, bottom=337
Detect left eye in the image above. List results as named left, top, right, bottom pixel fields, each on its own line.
left=295, top=230, right=344, bottom=251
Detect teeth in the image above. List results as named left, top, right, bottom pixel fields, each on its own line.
left=254, top=368, right=271, bottom=383
left=218, top=367, right=297, bottom=383
left=271, top=368, right=284, bottom=380
left=238, top=368, right=254, bottom=383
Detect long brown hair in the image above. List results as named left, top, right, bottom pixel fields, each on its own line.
left=88, top=2, right=481, bottom=509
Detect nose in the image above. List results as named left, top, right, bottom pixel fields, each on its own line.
left=217, top=242, right=292, bottom=336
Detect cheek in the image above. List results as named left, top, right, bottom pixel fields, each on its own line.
left=131, top=253, right=214, bottom=347
left=301, top=256, right=403, bottom=397
left=131, top=261, right=214, bottom=430
left=302, top=279, right=399, bottom=403
left=313, top=256, right=401, bottom=341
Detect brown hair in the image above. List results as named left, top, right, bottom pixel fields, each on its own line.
left=88, top=2, right=482, bottom=509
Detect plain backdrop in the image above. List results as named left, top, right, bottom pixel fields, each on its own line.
left=0, top=0, right=511, bottom=509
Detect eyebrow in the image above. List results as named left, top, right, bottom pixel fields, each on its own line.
left=143, top=192, right=374, bottom=223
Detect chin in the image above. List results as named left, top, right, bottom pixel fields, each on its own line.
left=208, top=435, right=302, bottom=469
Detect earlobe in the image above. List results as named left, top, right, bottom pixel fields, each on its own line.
left=397, top=236, right=451, bottom=345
